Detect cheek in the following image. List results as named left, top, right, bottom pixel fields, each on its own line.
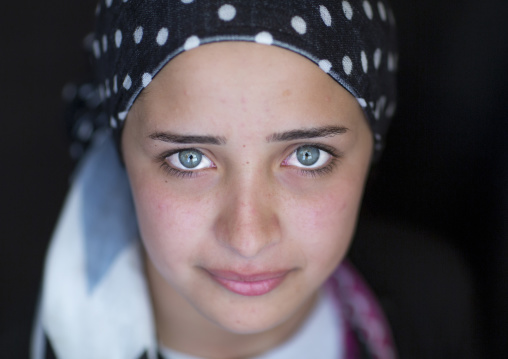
left=129, top=175, right=213, bottom=267
left=284, top=178, right=364, bottom=271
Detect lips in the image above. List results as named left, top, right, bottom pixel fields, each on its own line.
left=205, top=269, right=291, bottom=296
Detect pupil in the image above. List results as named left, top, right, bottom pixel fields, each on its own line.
left=179, top=150, right=202, bottom=169
left=296, top=146, right=320, bottom=166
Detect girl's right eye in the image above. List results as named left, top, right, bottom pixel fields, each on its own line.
left=165, top=149, right=215, bottom=171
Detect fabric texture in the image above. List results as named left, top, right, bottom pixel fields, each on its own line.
left=69, top=0, right=397, bottom=159
left=33, top=136, right=397, bottom=359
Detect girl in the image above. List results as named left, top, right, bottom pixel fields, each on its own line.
left=32, top=1, right=398, bottom=358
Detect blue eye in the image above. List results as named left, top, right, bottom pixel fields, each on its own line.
left=165, top=149, right=215, bottom=171
left=284, top=145, right=332, bottom=169
left=179, top=149, right=202, bottom=168
left=296, top=146, right=320, bottom=166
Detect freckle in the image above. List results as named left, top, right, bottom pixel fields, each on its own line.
left=282, top=89, right=291, bottom=97
left=246, top=162, right=250, bottom=165
left=242, top=145, right=246, bottom=148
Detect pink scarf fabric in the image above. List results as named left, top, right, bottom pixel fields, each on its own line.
left=328, top=261, right=397, bottom=359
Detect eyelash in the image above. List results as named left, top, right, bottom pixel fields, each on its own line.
left=157, top=149, right=208, bottom=179
left=286, top=143, right=342, bottom=178
left=156, top=144, right=342, bottom=179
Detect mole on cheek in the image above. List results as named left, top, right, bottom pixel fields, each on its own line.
left=282, top=89, right=291, bottom=97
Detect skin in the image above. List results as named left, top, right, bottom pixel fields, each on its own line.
left=122, top=42, right=373, bottom=359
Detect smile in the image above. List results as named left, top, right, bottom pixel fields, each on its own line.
left=205, top=269, right=291, bottom=296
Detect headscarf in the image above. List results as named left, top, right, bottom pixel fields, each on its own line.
left=69, top=0, right=397, bottom=160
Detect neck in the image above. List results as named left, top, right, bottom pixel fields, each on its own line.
left=145, top=254, right=318, bottom=359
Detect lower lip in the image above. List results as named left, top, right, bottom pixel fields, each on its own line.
left=207, top=271, right=290, bottom=296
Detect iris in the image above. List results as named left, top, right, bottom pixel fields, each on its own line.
left=179, top=150, right=203, bottom=168
left=296, top=146, right=320, bottom=166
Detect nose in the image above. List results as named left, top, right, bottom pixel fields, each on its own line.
left=214, top=175, right=281, bottom=258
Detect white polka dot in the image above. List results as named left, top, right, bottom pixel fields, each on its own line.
left=387, top=52, right=398, bottom=71
left=95, top=3, right=101, bottom=15
left=291, top=16, right=307, bottom=35
left=105, top=0, right=113, bottom=8
left=375, top=133, right=382, bottom=141
left=115, top=29, right=122, bottom=48
left=156, top=28, right=169, bottom=46
left=342, top=1, right=353, bottom=20
left=377, top=2, right=387, bottom=21
left=342, top=56, right=353, bottom=75
left=134, top=26, right=143, bottom=44
left=385, top=102, right=397, bottom=117
left=183, top=35, right=200, bottom=51
left=361, top=51, right=368, bottom=73
left=255, top=32, right=273, bottom=45
left=113, top=75, right=118, bottom=93
left=123, top=0, right=128, bottom=2
left=110, top=116, right=118, bottom=129
left=318, top=59, right=332, bottom=73
left=358, top=98, right=367, bottom=107
left=319, top=5, right=332, bottom=26
left=388, top=9, right=396, bottom=26
left=218, top=4, right=236, bottom=21
left=373, top=48, right=382, bottom=69
left=142, top=73, right=152, bottom=88
left=98, top=85, right=105, bottom=100
left=102, top=35, right=108, bottom=52
left=372, top=96, right=387, bottom=120
left=363, top=1, right=373, bottom=20
left=92, top=40, right=101, bottom=58
left=123, top=74, right=132, bottom=90
left=118, top=111, right=128, bottom=121
left=181, top=0, right=194, bottom=3
left=105, top=79, right=111, bottom=98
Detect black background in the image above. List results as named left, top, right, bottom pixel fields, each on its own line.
left=1, top=0, right=507, bottom=357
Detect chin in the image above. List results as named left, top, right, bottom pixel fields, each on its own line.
left=196, top=289, right=314, bottom=336
left=212, top=310, right=289, bottom=335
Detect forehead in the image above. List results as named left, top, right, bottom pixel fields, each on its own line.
left=129, top=42, right=367, bottom=135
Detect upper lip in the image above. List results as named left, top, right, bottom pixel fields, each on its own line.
left=204, top=269, right=292, bottom=282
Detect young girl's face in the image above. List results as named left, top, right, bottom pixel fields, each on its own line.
left=122, top=42, right=372, bottom=336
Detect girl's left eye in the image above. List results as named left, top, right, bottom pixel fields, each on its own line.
left=165, top=149, right=215, bottom=170
left=283, top=145, right=332, bottom=169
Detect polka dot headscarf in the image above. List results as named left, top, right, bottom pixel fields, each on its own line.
left=88, top=0, right=397, bottom=157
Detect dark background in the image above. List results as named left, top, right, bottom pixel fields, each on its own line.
left=1, top=0, right=507, bottom=357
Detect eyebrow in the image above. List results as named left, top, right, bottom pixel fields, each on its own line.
left=266, top=126, right=348, bottom=142
left=149, top=132, right=227, bottom=145
left=148, top=125, right=348, bottom=146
